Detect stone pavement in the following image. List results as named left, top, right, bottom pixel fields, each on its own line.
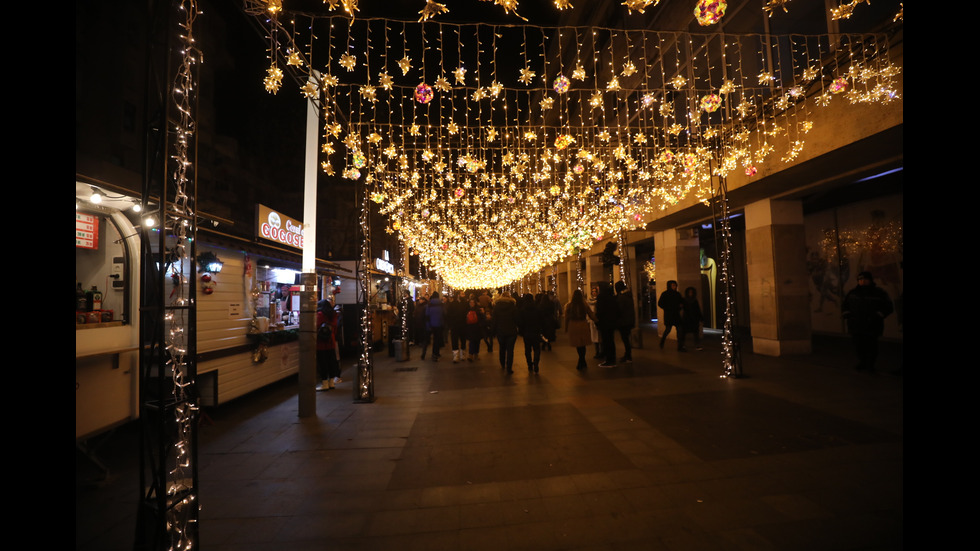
left=76, top=324, right=903, bottom=550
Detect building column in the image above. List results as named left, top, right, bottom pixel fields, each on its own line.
left=653, top=228, right=700, bottom=341
left=744, top=198, right=812, bottom=356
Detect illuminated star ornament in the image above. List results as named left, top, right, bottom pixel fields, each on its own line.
left=454, top=66, right=467, bottom=85
left=622, top=0, right=658, bottom=14
left=418, top=0, right=448, bottom=22
left=540, top=96, right=555, bottom=110
left=487, top=0, right=528, bottom=20
left=621, top=61, right=637, bottom=77
left=434, top=76, right=452, bottom=92
left=359, top=85, right=378, bottom=103
left=589, top=91, right=604, bottom=109
left=398, top=56, right=413, bottom=76
left=763, top=0, right=791, bottom=17
left=286, top=49, right=303, bottom=67
left=321, top=73, right=339, bottom=87
left=264, top=65, right=284, bottom=94
left=378, top=72, right=394, bottom=90
left=518, top=67, right=536, bottom=85
left=339, top=53, right=357, bottom=71
left=670, top=75, right=687, bottom=90
left=572, top=64, right=587, bottom=80
left=300, top=81, right=318, bottom=99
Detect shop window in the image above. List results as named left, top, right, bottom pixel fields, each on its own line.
left=76, top=210, right=130, bottom=327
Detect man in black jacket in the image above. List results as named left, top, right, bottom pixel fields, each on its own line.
left=614, top=281, right=635, bottom=362
left=657, top=280, right=683, bottom=350
left=842, top=271, right=894, bottom=372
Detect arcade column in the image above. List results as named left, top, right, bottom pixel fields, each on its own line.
left=744, top=198, right=812, bottom=356
left=653, top=228, right=700, bottom=341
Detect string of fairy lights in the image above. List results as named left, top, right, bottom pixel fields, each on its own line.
left=252, top=2, right=901, bottom=290
left=162, top=0, right=201, bottom=546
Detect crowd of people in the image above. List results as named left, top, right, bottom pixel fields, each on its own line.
left=317, top=270, right=896, bottom=379
left=403, top=284, right=648, bottom=374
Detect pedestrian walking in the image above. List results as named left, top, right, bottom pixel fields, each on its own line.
left=657, top=280, right=683, bottom=350
left=565, top=289, right=598, bottom=371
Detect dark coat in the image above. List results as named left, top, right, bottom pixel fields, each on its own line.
left=658, top=283, right=683, bottom=325
left=491, top=295, right=519, bottom=337
left=681, top=295, right=703, bottom=331
left=842, top=284, right=893, bottom=336
left=595, top=285, right=620, bottom=331
left=447, top=298, right=467, bottom=331
left=425, top=297, right=445, bottom=328
left=616, top=290, right=636, bottom=329
left=517, top=296, right=544, bottom=340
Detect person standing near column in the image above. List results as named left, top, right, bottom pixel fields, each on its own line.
left=316, top=299, right=341, bottom=390
left=614, top=281, right=635, bottom=363
left=657, top=280, right=683, bottom=350
left=842, top=271, right=893, bottom=372
left=595, top=282, right=620, bottom=368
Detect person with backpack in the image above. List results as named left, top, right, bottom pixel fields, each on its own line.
left=316, top=299, right=341, bottom=390
left=464, top=298, right=486, bottom=361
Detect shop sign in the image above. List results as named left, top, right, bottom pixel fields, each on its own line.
left=76, top=212, right=99, bottom=249
left=257, top=204, right=304, bottom=249
left=375, top=257, right=394, bottom=274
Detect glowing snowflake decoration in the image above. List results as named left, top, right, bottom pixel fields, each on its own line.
left=622, top=0, right=658, bottom=14
left=398, top=56, right=412, bottom=76
left=359, top=85, right=378, bottom=103
left=434, top=76, right=452, bottom=92
left=300, top=81, right=318, bottom=99
left=589, top=91, right=604, bottom=109
left=607, top=76, right=621, bottom=91
left=621, top=61, right=637, bottom=77
left=540, top=97, right=555, bottom=110
left=670, top=75, right=688, bottom=90
left=339, top=53, right=357, bottom=72
left=378, top=72, right=394, bottom=90
left=572, top=65, right=587, bottom=81
left=518, top=67, right=536, bottom=85
left=454, top=66, right=467, bottom=85
left=264, top=65, right=284, bottom=94
left=418, top=0, right=448, bottom=21
left=286, top=49, right=304, bottom=67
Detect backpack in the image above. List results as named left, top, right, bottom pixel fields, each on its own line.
left=466, top=309, right=478, bottom=325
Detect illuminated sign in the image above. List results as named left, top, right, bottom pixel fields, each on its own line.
left=375, top=257, right=394, bottom=274
left=76, top=213, right=99, bottom=249
left=256, top=204, right=304, bottom=249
